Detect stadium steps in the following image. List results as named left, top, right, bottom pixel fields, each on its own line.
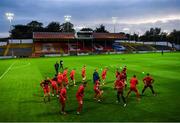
left=121, top=43, right=137, bottom=52
left=60, top=48, right=64, bottom=54
left=125, top=43, right=137, bottom=51
left=147, top=45, right=157, bottom=51
left=4, top=44, right=10, bottom=56
left=10, top=44, right=33, bottom=48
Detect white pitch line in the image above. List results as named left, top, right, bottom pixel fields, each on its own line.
left=0, top=62, right=16, bottom=80
left=12, top=62, right=30, bottom=70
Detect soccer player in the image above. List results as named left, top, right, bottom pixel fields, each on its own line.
left=70, top=69, right=76, bottom=86
left=115, top=68, right=120, bottom=78
left=59, top=83, right=67, bottom=115
left=49, top=77, right=58, bottom=97
left=82, top=65, right=86, bottom=82
left=101, top=68, right=108, bottom=85
left=59, top=60, right=64, bottom=71
left=126, top=75, right=140, bottom=101
left=54, top=61, right=59, bottom=76
left=123, top=66, right=127, bottom=72
left=114, top=73, right=126, bottom=107
left=94, top=80, right=103, bottom=102
left=57, top=72, right=63, bottom=96
left=142, top=73, right=156, bottom=96
left=76, top=82, right=87, bottom=115
left=122, top=66, right=127, bottom=88
left=93, top=69, right=100, bottom=84
left=63, top=68, right=69, bottom=88
left=120, top=71, right=127, bottom=89
left=40, top=77, right=51, bottom=103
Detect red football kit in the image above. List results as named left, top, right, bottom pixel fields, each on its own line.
left=115, top=79, right=124, bottom=92
left=59, top=88, right=67, bottom=104
left=63, top=70, right=68, bottom=84
left=76, top=85, right=85, bottom=104
left=101, top=69, right=107, bottom=80
left=143, top=76, right=153, bottom=86
left=40, top=80, right=50, bottom=94
left=70, top=70, right=75, bottom=80
left=94, top=81, right=101, bottom=94
left=82, top=68, right=86, bottom=78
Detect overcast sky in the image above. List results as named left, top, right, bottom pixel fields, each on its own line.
left=1, top=0, right=180, bottom=37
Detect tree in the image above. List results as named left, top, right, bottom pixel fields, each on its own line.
left=60, top=22, right=75, bottom=33
left=11, top=21, right=44, bottom=38
left=46, top=22, right=61, bottom=32
left=140, top=27, right=162, bottom=42
left=168, top=30, right=180, bottom=44
left=80, top=28, right=93, bottom=32
left=27, top=20, right=44, bottom=33
left=11, top=25, right=32, bottom=39
left=94, top=24, right=109, bottom=33
left=27, top=21, right=43, bottom=28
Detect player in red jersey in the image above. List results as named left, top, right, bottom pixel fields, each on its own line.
left=101, top=68, right=108, bottom=85
left=40, top=77, right=51, bottom=103
left=94, top=80, right=103, bottom=102
left=76, top=82, right=87, bottom=115
left=142, top=73, right=156, bottom=96
left=119, top=71, right=127, bottom=89
left=122, top=66, right=127, bottom=88
left=114, top=73, right=126, bottom=107
left=82, top=65, right=86, bottom=82
left=126, top=75, right=140, bottom=101
left=115, top=68, right=120, bottom=78
left=59, top=83, right=67, bottom=115
left=63, top=68, right=69, bottom=88
left=57, top=72, right=63, bottom=96
left=70, top=69, right=76, bottom=86
left=49, top=77, right=58, bottom=97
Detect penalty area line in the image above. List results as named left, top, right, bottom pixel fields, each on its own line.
left=0, top=62, right=16, bottom=80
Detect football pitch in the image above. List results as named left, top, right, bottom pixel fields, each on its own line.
left=0, top=52, right=180, bottom=122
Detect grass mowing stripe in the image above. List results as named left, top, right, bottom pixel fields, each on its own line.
left=0, top=61, right=16, bottom=80
left=0, top=53, right=180, bottom=121
left=11, top=62, right=31, bottom=70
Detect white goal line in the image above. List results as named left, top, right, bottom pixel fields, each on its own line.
left=0, top=62, right=16, bottom=80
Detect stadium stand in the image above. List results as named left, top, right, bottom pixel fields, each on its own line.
left=32, top=32, right=126, bottom=56
left=151, top=45, right=172, bottom=50
left=0, top=32, right=175, bottom=57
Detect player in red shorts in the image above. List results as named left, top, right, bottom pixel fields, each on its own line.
left=114, top=73, right=126, bottom=107
left=94, top=80, right=103, bottom=102
left=49, top=77, right=58, bottom=97
left=63, top=68, right=69, bottom=89
left=142, top=73, right=156, bottom=96
left=57, top=72, right=63, bottom=96
left=82, top=65, right=86, bottom=82
left=40, top=77, right=51, bottom=103
left=126, top=75, right=140, bottom=101
left=76, top=82, right=87, bottom=115
left=101, top=68, right=108, bottom=85
left=59, top=83, right=67, bottom=115
left=70, top=69, right=76, bottom=86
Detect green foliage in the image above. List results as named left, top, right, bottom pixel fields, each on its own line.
left=60, top=22, right=75, bottom=33
left=94, top=24, right=109, bottom=33
left=46, top=22, right=61, bottom=32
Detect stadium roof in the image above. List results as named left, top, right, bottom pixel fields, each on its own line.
left=33, top=32, right=75, bottom=39
left=92, top=33, right=126, bottom=39
left=33, top=32, right=126, bottom=40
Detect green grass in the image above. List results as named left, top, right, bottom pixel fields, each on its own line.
left=0, top=52, right=180, bottom=122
